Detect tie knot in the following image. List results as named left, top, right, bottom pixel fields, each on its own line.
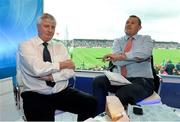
left=43, top=42, right=48, bottom=47
left=128, top=37, right=133, bottom=41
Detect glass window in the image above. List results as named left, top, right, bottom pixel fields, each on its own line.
left=45, top=0, right=180, bottom=72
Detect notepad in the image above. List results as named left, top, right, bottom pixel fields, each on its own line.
left=104, top=71, right=131, bottom=86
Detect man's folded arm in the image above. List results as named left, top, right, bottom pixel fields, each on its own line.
left=125, top=35, right=153, bottom=60
left=52, top=69, right=75, bottom=82
left=18, top=43, right=59, bottom=77
left=113, top=36, right=153, bottom=66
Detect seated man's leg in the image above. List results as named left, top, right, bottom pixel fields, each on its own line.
left=75, top=91, right=97, bottom=121
left=53, top=87, right=97, bottom=121
left=21, top=91, right=55, bottom=121
left=92, top=75, right=110, bottom=114
left=115, top=77, right=154, bottom=107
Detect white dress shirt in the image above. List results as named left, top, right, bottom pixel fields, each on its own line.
left=16, top=36, right=75, bottom=94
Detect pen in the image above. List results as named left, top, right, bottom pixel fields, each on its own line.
left=96, top=57, right=104, bottom=59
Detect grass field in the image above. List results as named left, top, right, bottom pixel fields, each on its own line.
left=71, top=48, right=180, bottom=69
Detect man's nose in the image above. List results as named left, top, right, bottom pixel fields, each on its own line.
left=48, top=27, right=54, bottom=32
left=49, top=28, right=53, bottom=32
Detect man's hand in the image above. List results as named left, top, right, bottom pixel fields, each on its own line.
left=38, top=74, right=53, bottom=81
left=102, top=54, right=113, bottom=61
left=59, top=59, right=75, bottom=70
left=102, top=53, right=126, bottom=62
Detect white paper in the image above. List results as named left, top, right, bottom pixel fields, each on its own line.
left=104, top=71, right=131, bottom=86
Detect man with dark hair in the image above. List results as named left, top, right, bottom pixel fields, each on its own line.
left=165, top=60, right=175, bottom=75
left=93, top=15, right=154, bottom=114
left=17, top=13, right=97, bottom=121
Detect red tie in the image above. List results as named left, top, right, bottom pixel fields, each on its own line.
left=121, top=37, right=133, bottom=76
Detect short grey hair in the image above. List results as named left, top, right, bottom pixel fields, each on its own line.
left=37, top=13, right=56, bottom=25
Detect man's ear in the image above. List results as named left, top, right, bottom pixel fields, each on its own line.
left=138, top=25, right=142, bottom=31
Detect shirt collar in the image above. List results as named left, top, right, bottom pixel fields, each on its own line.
left=36, top=36, right=52, bottom=46
left=125, top=34, right=138, bottom=41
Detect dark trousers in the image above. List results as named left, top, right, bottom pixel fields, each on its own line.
left=92, top=75, right=154, bottom=114
left=21, top=87, right=97, bottom=121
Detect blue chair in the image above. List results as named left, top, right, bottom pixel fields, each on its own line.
left=136, top=91, right=161, bottom=105
left=137, top=56, right=162, bottom=105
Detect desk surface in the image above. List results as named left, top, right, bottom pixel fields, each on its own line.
left=128, top=104, right=180, bottom=122
left=91, top=111, right=129, bottom=122
left=90, top=104, right=180, bottom=122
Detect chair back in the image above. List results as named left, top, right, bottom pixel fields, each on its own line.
left=68, top=76, right=76, bottom=88
left=150, top=56, right=160, bottom=93
left=108, top=61, right=116, bottom=72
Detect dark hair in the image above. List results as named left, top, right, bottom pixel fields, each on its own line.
left=129, top=15, right=141, bottom=26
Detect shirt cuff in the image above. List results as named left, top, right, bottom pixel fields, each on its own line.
left=52, top=72, right=60, bottom=82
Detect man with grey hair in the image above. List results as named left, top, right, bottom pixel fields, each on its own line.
left=17, top=13, right=97, bottom=121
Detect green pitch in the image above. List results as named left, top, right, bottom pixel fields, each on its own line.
left=71, top=48, right=180, bottom=69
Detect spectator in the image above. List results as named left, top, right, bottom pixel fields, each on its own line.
left=159, top=66, right=168, bottom=75
left=175, top=62, right=180, bottom=75
left=176, top=62, right=180, bottom=71
left=165, top=60, right=175, bottom=75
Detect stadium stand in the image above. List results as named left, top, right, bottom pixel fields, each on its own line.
left=53, top=38, right=180, bottom=49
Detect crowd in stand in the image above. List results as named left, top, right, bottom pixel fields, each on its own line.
left=73, top=39, right=113, bottom=48
left=154, top=60, right=180, bottom=75
left=54, top=38, right=180, bottom=49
